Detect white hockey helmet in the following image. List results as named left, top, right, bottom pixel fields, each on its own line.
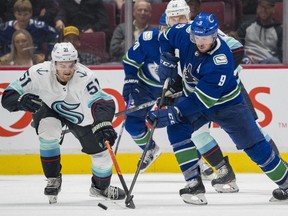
left=165, top=0, right=191, bottom=26
left=51, top=42, right=78, bottom=62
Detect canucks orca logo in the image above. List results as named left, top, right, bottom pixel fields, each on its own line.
left=183, top=64, right=199, bottom=85
left=51, top=101, right=84, bottom=124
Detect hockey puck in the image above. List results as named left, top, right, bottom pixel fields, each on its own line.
left=98, top=202, right=108, bottom=210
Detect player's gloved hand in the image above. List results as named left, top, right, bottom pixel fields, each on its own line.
left=122, top=78, right=150, bottom=105
left=159, top=78, right=183, bottom=106
left=92, top=122, right=118, bottom=149
left=17, top=93, right=42, bottom=113
left=158, top=52, right=179, bottom=85
left=146, top=106, right=181, bottom=128
left=122, top=79, right=139, bottom=102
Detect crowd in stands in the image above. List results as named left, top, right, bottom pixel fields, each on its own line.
left=0, top=0, right=284, bottom=66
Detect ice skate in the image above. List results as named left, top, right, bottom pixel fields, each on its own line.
left=198, top=158, right=214, bottom=180
left=269, top=187, right=288, bottom=202
left=90, top=183, right=126, bottom=200
left=179, top=176, right=207, bottom=205
left=211, top=156, right=239, bottom=193
left=44, top=174, right=62, bottom=204
left=138, top=142, right=161, bottom=173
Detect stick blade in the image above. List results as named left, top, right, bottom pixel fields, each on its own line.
left=125, top=196, right=136, bottom=209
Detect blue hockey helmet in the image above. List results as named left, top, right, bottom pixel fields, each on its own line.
left=190, top=13, right=218, bottom=44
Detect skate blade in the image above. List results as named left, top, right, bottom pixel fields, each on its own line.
left=213, top=181, right=239, bottom=193
left=139, top=150, right=162, bottom=174
left=47, top=195, right=58, bottom=204
left=269, top=196, right=288, bottom=202
left=181, top=193, right=208, bottom=205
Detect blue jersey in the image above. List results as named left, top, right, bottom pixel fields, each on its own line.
left=159, top=24, right=243, bottom=116
left=122, top=28, right=162, bottom=89
left=0, top=19, right=58, bottom=56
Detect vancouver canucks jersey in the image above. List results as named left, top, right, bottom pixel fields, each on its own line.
left=0, top=19, right=58, bottom=55
left=4, top=61, right=113, bottom=126
left=122, top=28, right=162, bottom=89
left=159, top=23, right=243, bottom=116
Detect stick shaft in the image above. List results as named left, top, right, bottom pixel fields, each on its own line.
left=114, top=96, right=133, bottom=155
left=105, top=141, right=135, bottom=209
left=115, top=91, right=182, bottom=117
left=125, top=78, right=170, bottom=205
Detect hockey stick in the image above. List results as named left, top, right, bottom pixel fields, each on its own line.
left=115, top=91, right=182, bottom=118
left=114, top=95, right=133, bottom=155
left=125, top=77, right=170, bottom=206
left=105, top=140, right=136, bottom=209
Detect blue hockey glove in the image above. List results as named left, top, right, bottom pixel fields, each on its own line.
left=17, top=93, right=42, bottom=113
left=92, top=122, right=118, bottom=149
left=158, top=52, right=179, bottom=85
left=122, top=79, right=151, bottom=105
left=146, top=106, right=181, bottom=128
left=122, top=79, right=139, bottom=102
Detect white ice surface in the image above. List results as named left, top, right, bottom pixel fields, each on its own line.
left=0, top=173, right=287, bottom=216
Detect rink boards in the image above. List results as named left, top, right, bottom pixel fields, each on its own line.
left=0, top=65, right=288, bottom=174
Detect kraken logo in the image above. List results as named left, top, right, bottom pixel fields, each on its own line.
left=51, top=101, right=84, bottom=124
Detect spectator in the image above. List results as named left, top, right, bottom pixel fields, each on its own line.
left=62, top=26, right=100, bottom=65
left=0, top=0, right=58, bottom=59
left=55, top=0, right=111, bottom=57
left=4, top=0, right=59, bottom=27
left=55, top=0, right=109, bottom=33
left=110, top=0, right=153, bottom=62
left=0, top=29, right=45, bottom=66
left=185, top=0, right=201, bottom=20
left=237, top=0, right=282, bottom=64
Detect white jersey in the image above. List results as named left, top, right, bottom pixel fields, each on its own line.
left=9, top=61, right=113, bottom=126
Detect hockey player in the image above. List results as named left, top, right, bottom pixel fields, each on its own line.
left=147, top=13, right=288, bottom=204
left=122, top=23, right=162, bottom=173
left=1, top=42, right=125, bottom=204
left=121, top=0, right=212, bottom=176
left=165, top=0, right=284, bottom=193
left=164, top=0, right=239, bottom=191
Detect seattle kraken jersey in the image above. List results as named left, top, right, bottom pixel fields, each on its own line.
left=160, top=24, right=242, bottom=116
left=5, top=61, right=113, bottom=126
left=122, top=28, right=162, bottom=89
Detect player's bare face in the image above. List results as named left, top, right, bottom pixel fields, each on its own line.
left=168, top=15, right=189, bottom=26
left=55, top=61, right=76, bottom=84
left=194, top=36, right=214, bottom=53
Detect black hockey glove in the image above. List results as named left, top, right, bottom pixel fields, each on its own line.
left=17, top=93, right=42, bottom=113
left=92, top=122, right=118, bottom=149
left=158, top=75, right=183, bottom=107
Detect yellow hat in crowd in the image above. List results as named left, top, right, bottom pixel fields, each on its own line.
left=63, top=26, right=80, bottom=37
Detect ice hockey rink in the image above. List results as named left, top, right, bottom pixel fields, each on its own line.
left=0, top=173, right=287, bottom=216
